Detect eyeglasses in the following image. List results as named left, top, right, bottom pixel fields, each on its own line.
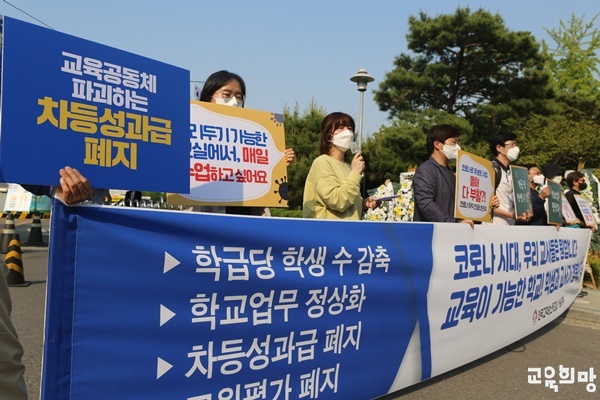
left=444, top=139, right=459, bottom=146
left=503, top=141, right=517, bottom=148
left=214, top=90, right=245, bottom=102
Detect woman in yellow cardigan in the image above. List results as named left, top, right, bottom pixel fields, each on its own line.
left=303, top=112, right=377, bottom=219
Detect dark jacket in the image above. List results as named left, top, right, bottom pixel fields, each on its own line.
left=412, top=157, right=457, bottom=222
left=20, top=185, right=52, bottom=197
left=517, top=187, right=547, bottom=225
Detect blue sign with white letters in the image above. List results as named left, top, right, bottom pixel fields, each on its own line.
left=0, top=16, right=189, bottom=193
left=43, top=202, right=433, bottom=399
left=42, top=203, right=591, bottom=399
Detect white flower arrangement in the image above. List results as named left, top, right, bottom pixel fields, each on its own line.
left=363, top=174, right=415, bottom=222
left=580, top=170, right=600, bottom=224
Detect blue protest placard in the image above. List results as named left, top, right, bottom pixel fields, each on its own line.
left=0, top=16, right=189, bottom=193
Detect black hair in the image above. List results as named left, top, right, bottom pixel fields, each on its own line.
left=541, top=164, right=563, bottom=180
left=199, top=70, right=246, bottom=104
left=426, top=124, right=459, bottom=155
left=489, top=131, right=517, bottom=156
left=566, top=171, right=584, bottom=189
left=319, top=112, right=355, bottom=155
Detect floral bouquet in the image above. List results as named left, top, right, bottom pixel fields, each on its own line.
left=363, top=175, right=414, bottom=222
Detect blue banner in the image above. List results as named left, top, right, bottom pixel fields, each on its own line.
left=42, top=203, right=591, bottom=399
left=43, top=202, right=434, bottom=400
left=0, top=16, right=189, bottom=193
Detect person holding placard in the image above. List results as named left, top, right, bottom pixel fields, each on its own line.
left=565, top=171, right=595, bottom=230
left=412, top=124, right=475, bottom=227
left=303, top=112, right=377, bottom=220
left=198, top=70, right=295, bottom=167
left=488, top=131, right=531, bottom=225
left=194, top=70, right=295, bottom=216
left=541, top=163, right=564, bottom=186
left=516, top=164, right=550, bottom=226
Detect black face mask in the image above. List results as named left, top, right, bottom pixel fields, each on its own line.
left=578, top=182, right=588, bottom=191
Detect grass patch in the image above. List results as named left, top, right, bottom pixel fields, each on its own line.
left=270, top=207, right=303, bottom=218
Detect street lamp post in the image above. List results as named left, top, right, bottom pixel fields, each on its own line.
left=350, top=69, right=374, bottom=200
left=349, top=69, right=374, bottom=148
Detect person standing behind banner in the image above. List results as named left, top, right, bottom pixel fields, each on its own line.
left=516, top=164, right=550, bottom=226
left=1, top=166, right=97, bottom=400
left=541, top=163, right=564, bottom=187
left=487, top=131, right=531, bottom=225
left=412, top=124, right=474, bottom=227
left=303, top=112, right=377, bottom=220
left=565, top=171, right=596, bottom=231
left=195, top=70, right=295, bottom=216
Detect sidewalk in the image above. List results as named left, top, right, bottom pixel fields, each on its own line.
left=563, top=282, right=600, bottom=326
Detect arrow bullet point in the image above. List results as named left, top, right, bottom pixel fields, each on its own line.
left=160, top=304, right=176, bottom=327
left=156, top=357, right=173, bottom=379
left=164, top=252, right=180, bottom=273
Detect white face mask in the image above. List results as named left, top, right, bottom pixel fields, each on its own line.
left=533, top=175, right=545, bottom=185
left=331, top=129, right=354, bottom=152
left=215, top=96, right=244, bottom=108
left=552, top=176, right=562, bottom=184
left=442, top=143, right=460, bottom=161
left=505, top=146, right=520, bottom=162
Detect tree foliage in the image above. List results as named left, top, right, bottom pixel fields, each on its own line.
left=543, top=13, right=600, bottom=101
left=373, top=7, right=553, bottom=139
left=282, top=9, right=600, bottom=210
left=281, top=101, right=327, bottom=209
left=361, top=110, right=472, bottom=188
left=505, top=115, right=600, bottom=171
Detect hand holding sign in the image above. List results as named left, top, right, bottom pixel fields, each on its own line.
left=57, top=167, right=94, bottom=205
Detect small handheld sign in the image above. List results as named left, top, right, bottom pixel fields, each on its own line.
left=510, top=165, right=533, bottom=219
left=546, top=181, right=563, bottom=225
left=574, top=194, right=597, bottom=228
left=561, top=193, right=580, bottom=225
left=454, top=150, right=494, bottom=223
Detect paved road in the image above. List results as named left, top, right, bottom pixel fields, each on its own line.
left=381, top=317, right=599, bottom=399
left=5, top=218, right=600, bottom=399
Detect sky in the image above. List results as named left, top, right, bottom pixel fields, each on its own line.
left=1, top=0, right=598, bottom=138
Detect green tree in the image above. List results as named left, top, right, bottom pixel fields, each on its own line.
left=500, top=13, right=600, bottom=174
left=543, top=13, right=600, bottom=101
left=505, top=114, right=600, bottom=171
left=281, top=101, right=327, bottom=210
left=362, top=110, right=473, bottom=188
left=373, top=7, right=553, bottom=140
